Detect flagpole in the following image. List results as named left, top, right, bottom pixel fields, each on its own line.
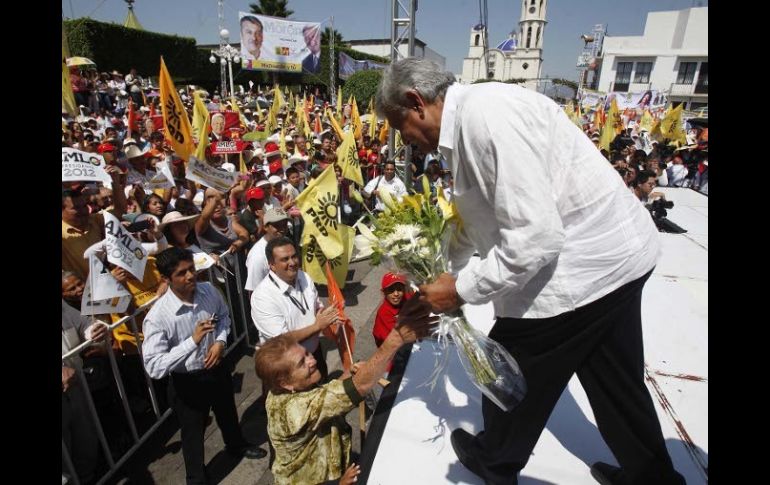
left=329, top=16, right=335, bottom=106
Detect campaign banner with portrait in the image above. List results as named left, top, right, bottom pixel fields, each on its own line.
left=338, top=51, right=387, bottom=80
left=211, top=140, right=250, bottom=155
left=209, top=111, right=243, bottom=137
left=185, top=156, right=238, bottom=193
left=239, top=12, right=321, bottom=73
left=603, top=90, right=665, bottom=111
left=62, top=148, right=112, bottom=185
left=103, top=212, right=149, bottom=281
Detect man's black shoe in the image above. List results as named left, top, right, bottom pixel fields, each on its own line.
left=226, top=444, right=267, bottom=459
left=590, top=462, right=624, bottom=485
left=450, top=428, right=485, bottom=478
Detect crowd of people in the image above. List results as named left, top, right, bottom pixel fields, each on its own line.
left=62, top=61, right=705, bottom=484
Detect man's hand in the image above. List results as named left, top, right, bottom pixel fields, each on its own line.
left=62, top=366, right=77, bottom=392
left=192, top=318, right=215, bottom=345
left=111, top=267, right=130, bottom=284
left=104, top=164, right=123, bottom=182
left=315, top=306, right=340, bottom=331
left=90, top=322, right=109, bottom=343
left=204, top=341, right=225, bottom=369
left=418, top=272, right=463, bottom=314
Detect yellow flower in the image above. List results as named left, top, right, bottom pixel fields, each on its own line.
left=402, top=194, right=424, bottom=215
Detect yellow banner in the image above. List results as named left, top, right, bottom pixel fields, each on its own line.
left=194, top=112, right=210, bottom=160
left=301, top=224, right=355, bottom=289
left=351, top=96, right=363, bottom=141
left=61, top=27, right=77, bottom=118
left=295, top=166, right=344, bottom=259
left=159, top=57, right=194, bottom=161
left=192, top=91, right=209, bottom=143
left=336, top=130, right=364, bottom=186
left=326, top=108, right=345, bottom=140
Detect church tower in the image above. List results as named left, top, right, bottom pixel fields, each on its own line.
left=517, top=0, right=547, bottom=78
left=461, top=23, right=491, bottom=82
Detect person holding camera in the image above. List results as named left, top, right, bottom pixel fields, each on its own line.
left=143, top=247, right=266, bottom=484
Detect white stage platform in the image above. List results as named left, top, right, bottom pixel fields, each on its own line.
left=365, top=188, right=707, bottom=484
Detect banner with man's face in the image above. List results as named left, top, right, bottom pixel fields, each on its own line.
left=239, top=12, right=321, bottom=73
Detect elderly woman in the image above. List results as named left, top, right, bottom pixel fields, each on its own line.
left=254, top=310, right=434, bottom=484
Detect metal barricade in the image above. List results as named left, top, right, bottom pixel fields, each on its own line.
left=61, top=249, right=254, bottom=485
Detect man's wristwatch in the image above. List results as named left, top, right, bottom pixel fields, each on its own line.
left=216, top=339, right=227, bottom=350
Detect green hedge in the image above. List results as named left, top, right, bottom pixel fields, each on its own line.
left=341, top=70, right=383, bottom=109
left=64, top=18, right=198, bottom=79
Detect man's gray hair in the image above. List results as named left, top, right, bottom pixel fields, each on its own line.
left=375, top=58, right=456, bottom=118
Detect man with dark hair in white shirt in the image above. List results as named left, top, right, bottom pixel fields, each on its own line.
left=142, top=247, right=265, bottom=484
left=376, top=58, right=684, bottom=485
left=251, top=237, right=340, bottom=379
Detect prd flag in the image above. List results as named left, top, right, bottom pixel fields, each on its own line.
left=639, top=109, right=654, bottom=133
left=159, top=57, right=195, bottom=161
left=599, top=98, right=620, bottom=152
left=301, top=224, right=355, bottom=289
left=192, top=91, right=209, bottom=143
left=379, top=118, right=389, bottom=145
left=326, top=108, right=345, bottom=140
left=660, top=103, right=687, bottom=145
left=194, top=112, right=210, bottom=160
left=322, top=260, right=356, bottom=372
left=62, top=26, right=78, bottom=117
left=295, top=166, right=344, bottom=259
left=350, top=96, right=363, bottom=141
left=335, top=130, right=364, bottom=186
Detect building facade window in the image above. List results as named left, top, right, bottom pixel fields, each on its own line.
left=634, top=62, right=652, bottom=83
left=677, top=61, right=698, bottom=84
left=695, top=62, right=708, bottom=94
left=527, top=26, right=532, bottom=48
left=475, top=34, right=480, bottom=46
left=614, top=61, right=633, bottom=92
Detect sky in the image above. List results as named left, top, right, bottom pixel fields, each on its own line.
left=64, top=0, right=707, bottom=82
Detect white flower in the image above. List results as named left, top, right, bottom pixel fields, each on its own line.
left=419, top=246, right=431, bottom=258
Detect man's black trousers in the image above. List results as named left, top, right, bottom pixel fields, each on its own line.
left=464, top=270, right=686, bottom=485
left=169, top=364, right=247, bottom=485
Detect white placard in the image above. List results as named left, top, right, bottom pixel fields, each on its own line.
left=185, top=156, right=238, bottom=193
left=89, top=255, right=131, bottom=301
left=81, top=276, right=132, bottom=316
left=62, top=148, right=112, bottom=185
left=103, top=211, right=149, bottom=280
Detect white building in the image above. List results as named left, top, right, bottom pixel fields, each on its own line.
left=596, top=6, right=708, bottom=110
left=345, top=38, right=446, bottom=69
left=460, top=0, right=547, bottom=89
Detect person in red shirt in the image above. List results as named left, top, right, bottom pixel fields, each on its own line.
left=372, top=273, right=413, bottom=347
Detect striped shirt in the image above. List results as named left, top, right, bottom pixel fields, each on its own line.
left=142, top=282, right=230, bottom=379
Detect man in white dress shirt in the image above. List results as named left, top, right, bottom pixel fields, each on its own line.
left=376, top=58, right=684, bottom=485
left=362, top=160, right=407, bottom=212
left=251, top=237, right=339, bottom=379
left=142, top=247, right=265, bottom=484
left=244, top=208, right=290, bottom=294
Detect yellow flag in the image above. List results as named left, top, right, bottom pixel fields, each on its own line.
left=62, top=27, right=77, bottom=118
left=368, top=114, right=378, bottom=140
left=295, top=166, right=344, bottom=259
left=191, top=91, right=209, bottom=143
left=279, top=125, right=288, bottom=156
left=265, top=104, right=279, bottom=134
left=639, top=109, right=653, bottom=132
left=326, top=108, right=345, bottom=140
left=239, top=152, right=247, bottom=173
left=336, top=130, right=364, bottom=186
left=660, top=103, right=686, bottom=144
left=272, top=84, right=286, bottom=112
left=351, top=96, right=363, bottom=140
left=379, top=118, right=389, bottom=145
left=301, top=225, right=355, bottom=289
left=599, top=98, right=620, bottom=151
left=194, top=112, right=210, bottom=160
left=159, top=57, right=195, bottom=161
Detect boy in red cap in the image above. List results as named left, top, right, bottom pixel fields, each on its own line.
left=372, top=272, right=413, bottom=347
left=239, top=187, right=266, bottom=244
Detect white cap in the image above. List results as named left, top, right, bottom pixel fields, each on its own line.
left=220, top=162, right=236, bottom=173
left=268, top=175, right=283, bottom=185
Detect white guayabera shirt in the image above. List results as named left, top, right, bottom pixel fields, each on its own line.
left=438, top=82, right=661, bottom=319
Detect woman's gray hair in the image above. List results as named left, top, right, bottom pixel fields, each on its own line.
left=375, top=58, right=456, bottom=119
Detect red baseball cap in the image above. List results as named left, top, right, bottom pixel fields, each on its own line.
left=97, top=143, right=117, bottom=154
left=368, top=153, right=378, bottom=164
left=269, top=160, right=283, bottom=174
left=245, top=187, right=265, bottom=202
left=381, top=272, right=407, bottom=290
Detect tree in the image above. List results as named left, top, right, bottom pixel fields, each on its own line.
left=341, top=69, right=382, bottom=110
left=321, top=27, right=345, bottom=47
left=248, top=0, right=293, bottom=18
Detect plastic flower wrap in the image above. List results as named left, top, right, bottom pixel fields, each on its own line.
left=361, top=178, right=527, bottom=411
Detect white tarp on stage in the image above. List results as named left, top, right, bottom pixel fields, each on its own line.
left=368, top=187, right=707, bottom=484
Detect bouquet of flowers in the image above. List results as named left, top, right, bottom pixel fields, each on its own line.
left=358, top=177, right=527, bottom=411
